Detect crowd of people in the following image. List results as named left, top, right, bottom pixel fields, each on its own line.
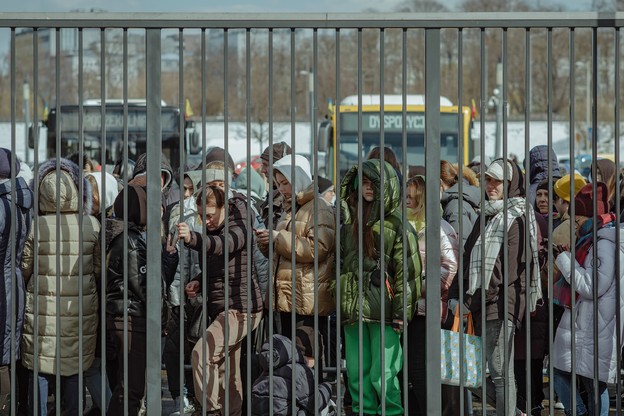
left=0, top=142, right=623, bottom=416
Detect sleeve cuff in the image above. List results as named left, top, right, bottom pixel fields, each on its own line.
left=555, top=252, right=573, bottom=282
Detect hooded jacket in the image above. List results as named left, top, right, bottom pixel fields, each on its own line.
left=528, top=145, right=560, bottom=206
left=259, top=155, right=336, bottom=316
left=186, top=192, right=263, bottom=319
left=20, top=158, right=100, bottom=376
left=553, top=225, right=624, bottom=383
left=449, top=160, right=532, bottom=329
left=86, top=171, right=120, bottom=215
left=0, top=175, right=33, bottom=366
left=441, top=179, right=481, bottom=248
left=339, top=160, right=421, bottom=325
left=251, top=334, right=334, bottom=416
left=131, top=152, right=179, bottom=207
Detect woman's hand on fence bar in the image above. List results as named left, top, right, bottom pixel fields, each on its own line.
left=176, top=222, right=192, bottom=244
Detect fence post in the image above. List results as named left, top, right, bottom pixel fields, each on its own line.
left=146, top=28, right=163, bottom=416
left=424, top=27, right=442, bottom=416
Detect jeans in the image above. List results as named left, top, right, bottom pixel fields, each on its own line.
left=28, top=371, right=80, bottom=416
left=553, top=368, right=609, bottom=416
left=471, top=319, right=517, bottom=416
left=84, top=357, right=112, bottom=412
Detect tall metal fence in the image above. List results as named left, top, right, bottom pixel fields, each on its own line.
left=0, top=12, right=623, bottom=416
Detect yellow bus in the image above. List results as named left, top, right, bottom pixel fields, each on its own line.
left=318, top=94, right=474, bottom=183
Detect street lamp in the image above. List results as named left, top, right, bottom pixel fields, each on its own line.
left=299, top=69, right=314, bottom=163
left=575, top=61, right=591, bottom=152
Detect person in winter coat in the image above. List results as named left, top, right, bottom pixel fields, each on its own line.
left=528, top=145, right=561, bottom=207
left=404, top=175, right=461, bottom=416
left=0, top=149, right=32, bottom=396
left=552, top=182, right=624, bottom=416
left=178, top=185, right=263, bottom=416
left=256, top=154, right=335, bottom=339
left=448, top=158, right=542, bottom=416
left=163, top=169, right=204, bottom=416
left=20, top=158, right=100, bottom=416
left=552, top=173, right=588, bottom=248
left=251, top=329, right=335, bottom=416
left=258, top=142, right=292, bottom=230
left=130, top=152, right=179, bottom=207
left=592, top=159, right=618, bottom=211
left=440, top=160, right=481, bottom=247
left=105, top=184, right=179, bottom=415
left=339, top=159, right=421, bottom=416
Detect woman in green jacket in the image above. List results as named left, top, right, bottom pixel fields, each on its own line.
left=339, top=159, right=421, bottom=416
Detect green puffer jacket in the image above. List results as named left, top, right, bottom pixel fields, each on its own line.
left=339, top=159, right=421, bottom=325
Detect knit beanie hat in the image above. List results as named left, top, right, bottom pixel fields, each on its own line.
left=574, top=182, right=608, bottom=217
left=114, top=184, right=147, bottom=226
left=261, top=141, right=292, bottom=163
left=0, top=148, right=20, bottom=179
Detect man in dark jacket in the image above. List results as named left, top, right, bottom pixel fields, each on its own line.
left=0, top=148, right=32, bottom=396
left=131, top=152, right=179, bottom=207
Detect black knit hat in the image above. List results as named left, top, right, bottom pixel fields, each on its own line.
left=114, top=184, right=147, bottom=226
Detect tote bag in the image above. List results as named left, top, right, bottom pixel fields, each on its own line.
left=440, top=309, right=482, bottom=388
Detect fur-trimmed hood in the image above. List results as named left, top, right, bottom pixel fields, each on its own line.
left=34, top=158, right=92, bottom=215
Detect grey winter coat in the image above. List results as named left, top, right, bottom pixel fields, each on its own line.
left=441, top=179, right=480, bottom=248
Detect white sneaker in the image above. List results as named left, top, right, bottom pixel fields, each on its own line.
left=554, top=401, right=565, bottom=410
left=169, top=396, right=196, bottom=416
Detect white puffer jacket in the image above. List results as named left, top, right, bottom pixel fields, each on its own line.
left=553, top=225, right=624, bottom=383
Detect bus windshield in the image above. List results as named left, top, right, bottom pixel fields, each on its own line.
left=337, top=111, right=461, bottom=179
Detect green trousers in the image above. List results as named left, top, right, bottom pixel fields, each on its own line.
left=344, top=322, right=403, bottom=415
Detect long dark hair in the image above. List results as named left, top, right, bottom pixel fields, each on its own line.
left=347, top=184, right=378, bottom=259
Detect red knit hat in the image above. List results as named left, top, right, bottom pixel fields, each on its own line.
left=574, top=182, right=608, bottom=217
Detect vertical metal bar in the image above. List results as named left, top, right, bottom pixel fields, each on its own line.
left=200, top=27, right=208, bottom=415
left=614, top=25, right=622, bottom=416
left=401, top=27, right=409, bottom=416
left=357, top=27, right=364, bottom=416
left=290, top=27, right=297, bottom=414
left=457, top=27, right=465, bottom=416
left=590, top=26, right=600, bottom=416
left=55, top=27, right=61, bottom=416
left=568, top=28, right=578, bottom=416
left=77, top=27, right=85, bottom=416
left=121, top=28, right=129, bottom=416
left=177, top=28, right=186, bottom=416
left=424, top=27, right=442, bottom=416
left=312, top=27, right=320, bottom=416
left=378, top=27, right=386, bottom=416
left=501, top=27, right=510, bottom=416
left=223, top=26, right=231, bottom=416
left=245, top=26, right=252, bottom=416
left=334, top=27, right=342, bottom=416
left=267, top=27, right=275, bottom=416
left=8, top=26, right=17, bottom=416
left=145, top=28, right=163, bottom=416
left=523, top=28, right=532, bottom=416
left=478, top=28, right=487, bottom=416
left=32, top=27, right=40, bottom=416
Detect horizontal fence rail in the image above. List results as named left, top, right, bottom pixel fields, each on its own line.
left=0, top=13, right=622, bottom=416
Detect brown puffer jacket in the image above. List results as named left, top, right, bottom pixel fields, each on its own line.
left=260, top=183, right=336, bottom=316
left=186, top=192, right=263, bottom=319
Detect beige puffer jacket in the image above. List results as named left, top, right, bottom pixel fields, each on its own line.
left=21, top=160, right=100, bottom=376
left=261, top=183, right=336, bottom=316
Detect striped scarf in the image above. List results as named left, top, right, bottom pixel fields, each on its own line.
left=467, top=197, right=542, bottom=313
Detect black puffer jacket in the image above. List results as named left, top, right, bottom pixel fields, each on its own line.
left=105, top=219, right=178, bottom=317
left=186, top=192, right=263, bottom=319
left=251, top=334, right=334, bottom=416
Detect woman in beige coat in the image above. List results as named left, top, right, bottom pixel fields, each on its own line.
left=21, top=158, right=100, bottom=416
left=256, top=154, right=335, bottom=354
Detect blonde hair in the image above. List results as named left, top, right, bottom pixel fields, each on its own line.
left=86, top=175, right=100, bottom=215
left=406, top=176, right=426, bottom=220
